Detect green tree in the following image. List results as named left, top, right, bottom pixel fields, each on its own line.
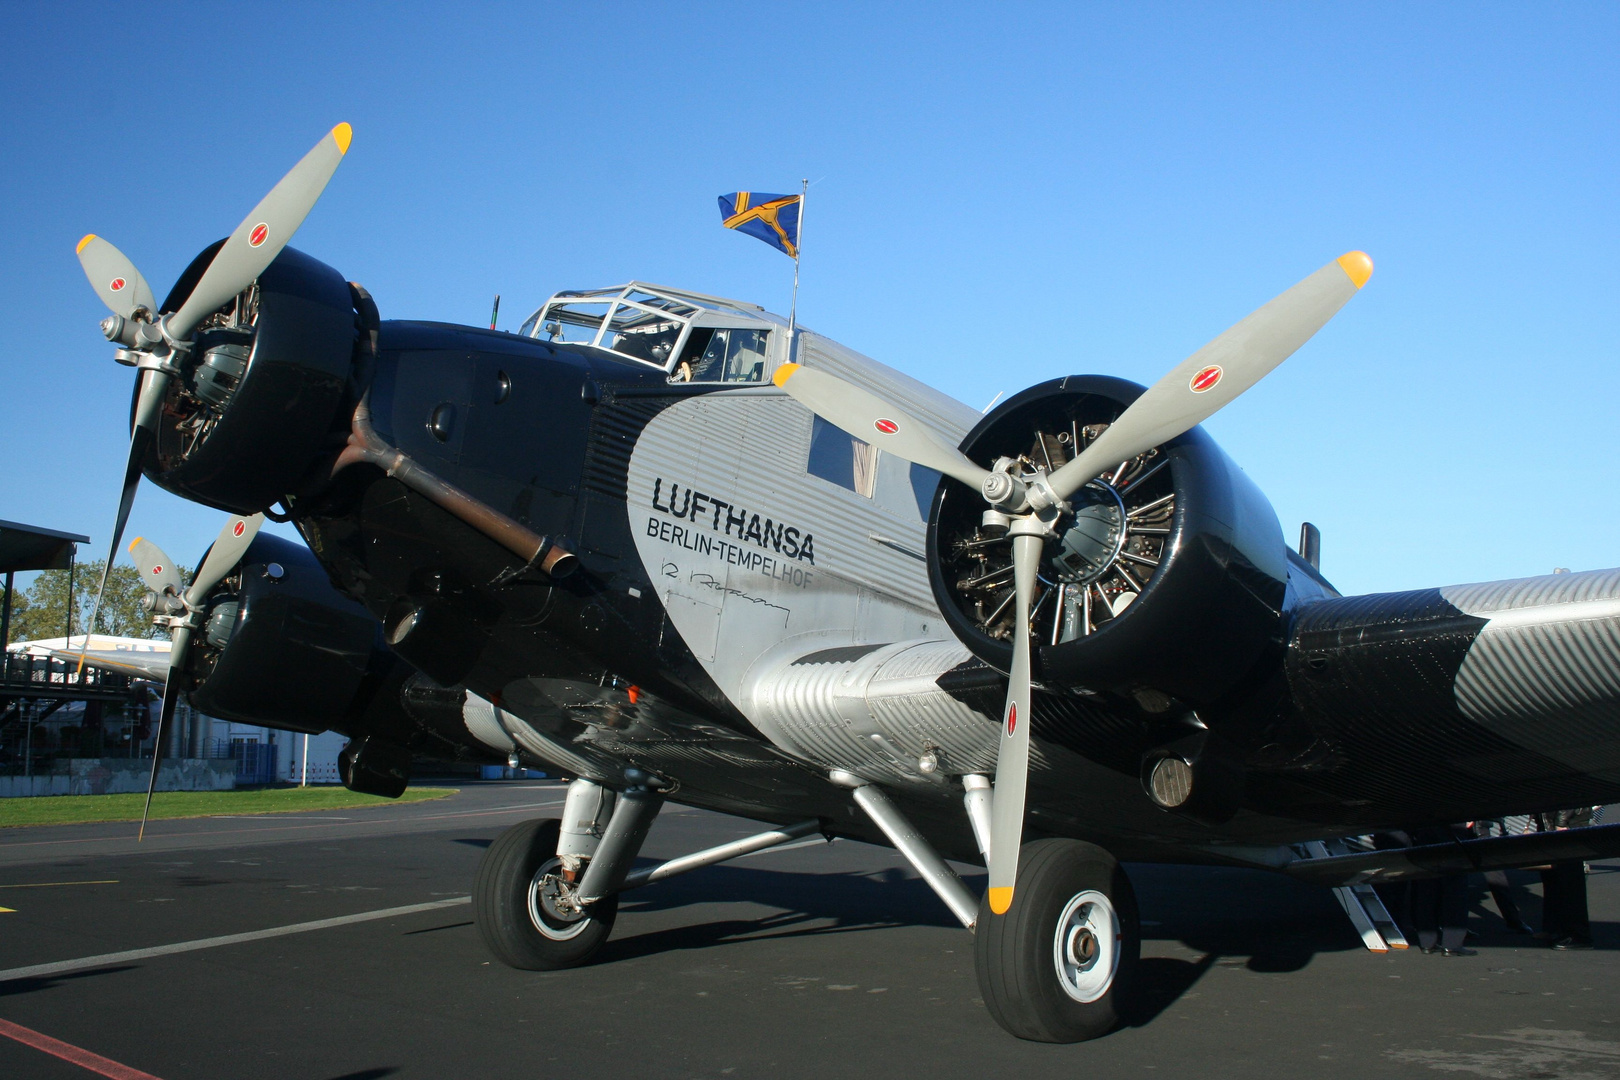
left=5, top=559, right=190, bottom=645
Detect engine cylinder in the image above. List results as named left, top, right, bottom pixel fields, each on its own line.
left=927, top=376, right=1291, bottom=708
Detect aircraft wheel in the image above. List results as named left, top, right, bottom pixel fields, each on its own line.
left=474, top=817, right=617, bottom=970
left=974, top=838, right=1139, bottom=1042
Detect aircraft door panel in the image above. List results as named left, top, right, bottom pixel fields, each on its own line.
left=460, top=350, right=591, bottom=542
left=371, top=349, right=474, bottom=470
left=662, top=592, right=722, bottom=662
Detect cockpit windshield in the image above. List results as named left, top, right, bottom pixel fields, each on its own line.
left=518, top=282, right=783, bottom=384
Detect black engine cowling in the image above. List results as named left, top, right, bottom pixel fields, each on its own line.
left=183, top=533, right=407, bottom=737
left=927, top=375, right=1292, bottom=711
left=179, top=532, right=501, bottom=796
left=143, top=244, right=359, bottom=514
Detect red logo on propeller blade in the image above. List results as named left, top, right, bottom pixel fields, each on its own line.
left=248, top=223, right=269, bottom=248
left=150, top=565, right=163, bottom=575
left=1190, top=365, right=1223, bottom=393
left=109, top=278, right=126, bottom=292
left=1006, top=704, right=1017, bottom=737
left=232, top=521, right=246, bottom=538
left=874, top=418, right=899, bottom=435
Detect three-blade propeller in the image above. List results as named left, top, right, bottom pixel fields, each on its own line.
left=137, top=514, right=263, bottom=840
left=775, top=251, right=1373, bottom=915
left=72, top=124, right=351, bottom=676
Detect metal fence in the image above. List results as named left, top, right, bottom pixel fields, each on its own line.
left=230, top=741, right=279, bottom=785
left=1, top=652, right=133, bottom=699
left=203, top=738, right=279, bottom=784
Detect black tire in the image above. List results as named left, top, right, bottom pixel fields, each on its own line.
left=474, top=818, right=617, bottom=970
left=974, top=838, right=1139, bottom=1042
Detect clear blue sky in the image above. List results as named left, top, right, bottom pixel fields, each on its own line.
left=2, top=2, right=1615, bottom=599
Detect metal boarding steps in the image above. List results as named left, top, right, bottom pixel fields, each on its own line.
left=1302, top=840, right=1408, bottom=952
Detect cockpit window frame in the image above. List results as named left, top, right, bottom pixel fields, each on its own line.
left=518, top=281, right=787, bottom=382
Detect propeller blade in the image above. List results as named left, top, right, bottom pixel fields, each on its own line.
left=138, top=512, right=257, bottom=840
left=139, top=624, right=191, bottom=842
left=168, top=123, right=352, bottom=339
left=772, top=363, right=992, bottom=491
left=76, top=235, right=157, bottom=319
left=129, top=537, right=182, bottom=596
left=185, top=514, right=263, bottom=608
left=1047, top=252, right=1373, bottom=501
left=76, top=369, right=173, bottom=672
left=986, top=530, right=1043, bottom=915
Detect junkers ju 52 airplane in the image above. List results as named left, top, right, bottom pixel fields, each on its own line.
left=68, top=124, right=1620, bottom=1042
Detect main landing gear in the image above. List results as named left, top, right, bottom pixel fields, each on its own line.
left=474, top=771, right=660, bottom=970
left=472, top=770, right=1138, bottom=1044
left=975, top=838, right=1139, bottom=1042
left=474, top=817, right=618, bottom=969
left=474, top=771, right=823, bottom=971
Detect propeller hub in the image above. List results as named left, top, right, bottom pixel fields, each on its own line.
left=981, top=471, right=1020, bottom=507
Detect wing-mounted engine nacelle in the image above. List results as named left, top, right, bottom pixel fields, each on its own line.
left=178, top=532, right=436, bottom=795
left=182, top=532, right=398, bottom=733
left=142, top=244, right=362, bottom=514
left=928, top=375, right=1292, bottom=713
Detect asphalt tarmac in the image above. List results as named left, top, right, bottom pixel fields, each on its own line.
left=1, top=782, right=1617, bottom=1080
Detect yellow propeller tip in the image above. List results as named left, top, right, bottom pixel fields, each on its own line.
left=128, top=537, right=143, bottom=554
left=332, top=122, right=353, bottom=154
left=1337, top=251, right=1374, bottom=289
left=76, top=234, right=97, bottom=254
left=772, top=362, right=801, bottom=388
left=988, top=886, right=1014, bottom=915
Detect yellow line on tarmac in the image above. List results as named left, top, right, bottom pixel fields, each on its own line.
left=0, top=880, right=118, bottom=889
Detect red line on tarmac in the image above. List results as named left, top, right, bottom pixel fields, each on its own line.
left=0, top=1016, right=163, bottom=1079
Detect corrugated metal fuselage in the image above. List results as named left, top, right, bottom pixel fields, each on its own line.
left=291, top=320, right=1620, bottom=864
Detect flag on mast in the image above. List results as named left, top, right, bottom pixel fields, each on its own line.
left=717, top=191, right=802, bottom=258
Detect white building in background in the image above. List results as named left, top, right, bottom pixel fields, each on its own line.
left=7, top=636, right=347, bottom=784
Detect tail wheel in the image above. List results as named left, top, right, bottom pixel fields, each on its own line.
left=974, top=838, right=1139, bottom=1042
left=474, top=817, right=617, bottom=970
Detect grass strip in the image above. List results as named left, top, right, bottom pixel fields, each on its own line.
left=0, top=786, right=456, bottom=828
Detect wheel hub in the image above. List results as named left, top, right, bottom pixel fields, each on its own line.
left=1065, top=925, right=1098, bottom=966
left=527, top=859, right=591, bottom=941
left=1053, top=889, right=1121, bottom=1003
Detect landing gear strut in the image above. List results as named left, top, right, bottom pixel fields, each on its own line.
left=473, top=817, right=619, bottom=969
left=474, top=773, right=661, bottom=969
left=474, top=776, right=1141, bottom=1043
left=474, top=772, right=824, bottom=971
left=974, top=838, right=1139, bottom=1042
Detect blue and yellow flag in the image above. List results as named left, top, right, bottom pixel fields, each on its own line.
left=718, top=192, right=801, bottom=258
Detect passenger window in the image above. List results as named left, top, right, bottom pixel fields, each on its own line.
left=909, top=463, right=942, bottom=519
left=807, top=416, right=878, bottom=497
left=672, top=328, right=769, bottom=384
left=872, top=453, right=940, bottom=521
